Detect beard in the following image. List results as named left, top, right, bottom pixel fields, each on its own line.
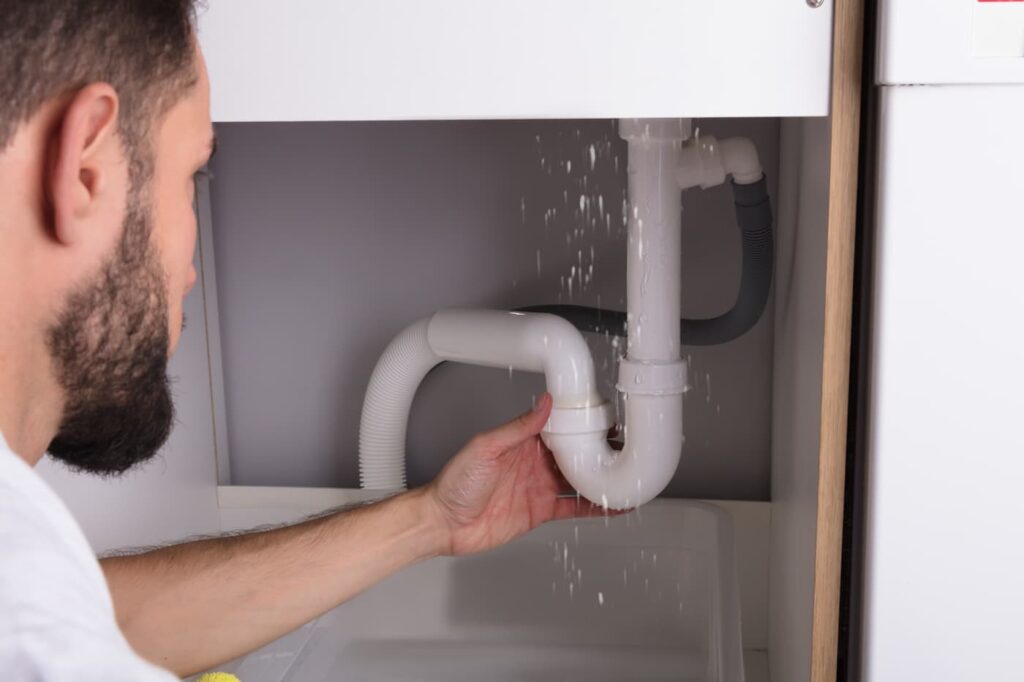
left=45, top=185, right=175, bottom=476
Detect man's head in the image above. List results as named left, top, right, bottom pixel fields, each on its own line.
left=0, top=1, right=215, bottom=473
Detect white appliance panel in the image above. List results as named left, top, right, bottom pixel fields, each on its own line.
left=864, top=84, right=1024, bottom=681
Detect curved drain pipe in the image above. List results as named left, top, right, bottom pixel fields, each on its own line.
left=357, top=306, right=686, bottom=509
left=358, top=310, right=612, bottom=491
left=360, top=119, right=700, bottom=509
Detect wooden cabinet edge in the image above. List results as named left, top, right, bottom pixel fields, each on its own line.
left=811, top=1, right=866, bottom=681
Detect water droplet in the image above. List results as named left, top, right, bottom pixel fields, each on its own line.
left=566, top=160, right=572, bottom=174
left=589, top=143, right=597, bottom=170
left=597, top=592, right=604, bottom=606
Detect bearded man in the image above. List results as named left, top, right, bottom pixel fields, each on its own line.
left=0, top=2, right=607, bottom=678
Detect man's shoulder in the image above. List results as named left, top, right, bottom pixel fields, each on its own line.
left=0, top=439, right=114, bottom=630
left=0, top=440, right=178, bottom=681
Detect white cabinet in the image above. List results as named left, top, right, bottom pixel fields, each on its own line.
left=197, top=0, right=835, bottom=122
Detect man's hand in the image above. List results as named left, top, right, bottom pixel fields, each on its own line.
left=424, top=393, right=613, bottom=557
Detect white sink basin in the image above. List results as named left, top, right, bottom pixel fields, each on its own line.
left=209, top=500, right=744, bottom=682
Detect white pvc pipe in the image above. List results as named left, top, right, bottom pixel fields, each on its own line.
left=360, top=120, right=693, bottom=509
left=426, top=310, right=602, bottom=409
left=676, top=134, right=764, bottom=190
left=719, top=137, right=763, bottom=185
left=544, top=118, right=690, bottom=509
left=543, top=394, right=683, bottom=510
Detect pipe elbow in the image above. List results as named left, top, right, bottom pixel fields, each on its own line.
left=719, top=137, right=763, bottom=185
left=542, top=394, right=683, bottom=510
left=428, top=309, right=602, bottom=408
left=523, top=313, right=602, bottom=408
left=677, top=135, right=763, bottom=189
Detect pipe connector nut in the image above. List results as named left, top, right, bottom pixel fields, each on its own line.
left=616, top=359, right=689, bottom=396
left=677, top=135, right=727, bottom=190
left=542, top=401, right=614, bottom=437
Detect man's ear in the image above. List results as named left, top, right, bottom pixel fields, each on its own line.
left=47, top=83, right=121, bottom=246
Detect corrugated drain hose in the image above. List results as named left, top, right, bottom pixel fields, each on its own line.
left=519, top=176, right=773, bottom=347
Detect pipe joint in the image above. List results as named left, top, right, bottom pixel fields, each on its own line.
left=619, top=117, right=692, bottom=144
left=616, top=358, right=689, bottom=396
left=677, top=135, right=764, bottom=190
left=544, top=402, right=614, bottom=436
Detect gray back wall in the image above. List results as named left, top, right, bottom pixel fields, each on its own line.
left=206, top=118, right=778, bottom=500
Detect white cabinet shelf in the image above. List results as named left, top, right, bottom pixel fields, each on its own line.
left=197, top=0, right=834, bottom=122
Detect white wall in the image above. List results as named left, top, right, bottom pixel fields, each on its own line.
left=205, top=118, right=780, bottom=500
left=769, top=116, right=832, bottom=682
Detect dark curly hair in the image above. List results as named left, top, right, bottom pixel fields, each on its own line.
left=0, top=0, right=200, bottom=177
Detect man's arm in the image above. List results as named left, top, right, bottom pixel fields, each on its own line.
left=101, top=394, right=612, bottom=677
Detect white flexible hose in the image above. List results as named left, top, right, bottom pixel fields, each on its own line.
left=358, top=318, right=441, bottom=490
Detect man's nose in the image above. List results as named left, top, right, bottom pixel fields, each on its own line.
left=184, top=266, right=198, bottom=296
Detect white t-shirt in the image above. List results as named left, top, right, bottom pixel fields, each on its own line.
left=0, top=432, right=178, bottom=681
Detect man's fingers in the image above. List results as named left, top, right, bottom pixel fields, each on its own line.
left=478, top=393, right=553, bottom=454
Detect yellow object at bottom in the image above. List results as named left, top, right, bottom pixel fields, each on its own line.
left=195, top=674, right=240, bottom=682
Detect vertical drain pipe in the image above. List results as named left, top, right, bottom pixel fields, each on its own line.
left=621, top=118, right=687, bottom=365
left=614, top=118, right=689, bottom=503
left=541, top=119, right=691, bottom=509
